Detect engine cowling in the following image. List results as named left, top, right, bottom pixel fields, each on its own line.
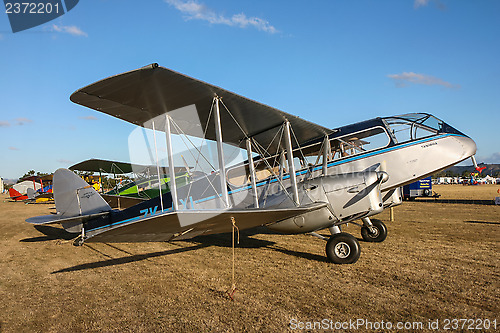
left=267, top=171, right=385, bottom=234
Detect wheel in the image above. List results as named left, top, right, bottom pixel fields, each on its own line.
left=361, top=219, right=387, bottom=242
left=325, top=233, right=361, bottom=264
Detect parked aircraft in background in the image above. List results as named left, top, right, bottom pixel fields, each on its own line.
left=69, top=158, right=193, bottom=208
left=9, top=175, right=52, bottom=201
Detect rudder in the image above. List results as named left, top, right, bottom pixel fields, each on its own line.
left=53, top=168, right=111, bottom=220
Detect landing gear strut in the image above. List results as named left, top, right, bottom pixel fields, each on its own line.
left=360, top=218, right=387, bottom=242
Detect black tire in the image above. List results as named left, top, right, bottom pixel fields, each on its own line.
left=326, top=233, right=361, bottom=264
left=361, top=219, right=387, bottom=242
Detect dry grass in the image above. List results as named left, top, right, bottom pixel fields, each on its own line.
left=433, top=184, right=500, bottom=201
left=0, top=186, right=499, bottom=332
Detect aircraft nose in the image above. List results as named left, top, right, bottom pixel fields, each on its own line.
left=455, top=135, right=477, bottom=159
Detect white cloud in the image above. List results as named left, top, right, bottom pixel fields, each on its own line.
left=8, top=146, right=19, bottom=151
left=51, top=24, right=88, bottom=37
left=15, top=117, right=33, bottom=125
left=57, top=159, right=73, bottom=164
left=165, top=0, right=278, bottom=34
left=1, top=118, right=34, bottom=126
left=387, top=72, right=459, bottom=89
left=79, top=116, right=98, bottom=120
left=414, top=0, right=446, bottom=10
left=480, top=152, right=500, bottom=164
left=414, top=0, right=430, bottom=8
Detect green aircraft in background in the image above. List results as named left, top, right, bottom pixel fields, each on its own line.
left=106, top=173, right=190, bottom=199
left=69, top=158, right=192, bottom=201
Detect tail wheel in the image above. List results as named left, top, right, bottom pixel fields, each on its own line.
left=361, top=219, right=387, bottom=242
left=326, top=233, right=361, bottom=264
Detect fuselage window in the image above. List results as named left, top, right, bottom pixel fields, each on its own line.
left=329, top=127, right=390, bottom=160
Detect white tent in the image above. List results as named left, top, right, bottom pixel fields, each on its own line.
left=12, top=180, right=41, bottom=194
left=481, top=175, right=497, bottom=184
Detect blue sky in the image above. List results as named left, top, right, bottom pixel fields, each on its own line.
left=1, top=0, right=499, bottom=179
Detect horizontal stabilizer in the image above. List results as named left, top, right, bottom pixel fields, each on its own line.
left=26, top=211, right=110, bottom=226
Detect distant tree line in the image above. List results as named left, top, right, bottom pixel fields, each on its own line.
left=19, top=170, right=50, bottom=181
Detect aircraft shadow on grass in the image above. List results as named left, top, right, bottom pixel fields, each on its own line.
left=20, top=225, right=77, bottom=242
left=188, top=228, right=330, bottom=263
left=50, top=227, right=336, bottom=274
left=465, top=220, right=500, bottom=225
left=51, top=243, right=209, bottom=274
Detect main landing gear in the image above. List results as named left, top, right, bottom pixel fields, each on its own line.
left=360, top=217, right=387, bottom=242
left=325, top=232, right=361, bottom=264
left=311, top=226, right=361, bottom=264
left=310, top=218, right=388, bottom=264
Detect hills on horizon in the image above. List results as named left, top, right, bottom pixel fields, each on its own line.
left=434, top=163, right=500, bottom=178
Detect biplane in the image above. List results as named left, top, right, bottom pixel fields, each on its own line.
left=10, top=175, right=53, bottom=202
left=69, top=158, right=192, bottom=208
left=27, top=64, right=477, bottom=263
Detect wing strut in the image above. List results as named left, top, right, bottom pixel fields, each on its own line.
left=284, top=120, right=300, bottom=205
left=322, top=136, right=330, bottom=176
left=151, top=121, right=164, bottom=212
left=214, top=96, right=230, bottom=208
left=245, top=138, right=259, bottom=208
left=279, top=151, right=285, bottom=182
left=165, top=114, right=178, bottom=210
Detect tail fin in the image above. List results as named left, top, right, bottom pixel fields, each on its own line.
left=26, top=169, right=111, bottom=233
left=27, top=188, right=36, bottom=200
left=54, top=168, right=111, bottom=219
left=9, top=188, right=27, bottom=201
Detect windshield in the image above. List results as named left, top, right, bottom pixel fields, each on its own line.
left=382, top=113, right=465, bottom=143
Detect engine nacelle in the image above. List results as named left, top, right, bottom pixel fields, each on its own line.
left=267, top=172, right=385, bottom=234
left=382, top=187, right=403, bottom=208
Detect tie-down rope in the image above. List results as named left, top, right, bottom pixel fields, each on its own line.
left=227, top=216, right=240, bottom=300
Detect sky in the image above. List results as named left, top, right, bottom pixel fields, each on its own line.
left=0, top=0, right=499, bottom=180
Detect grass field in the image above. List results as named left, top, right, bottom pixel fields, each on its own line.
left=433, top=184, right=500, bottom=201
left=1, top=185, right=499, bottom=332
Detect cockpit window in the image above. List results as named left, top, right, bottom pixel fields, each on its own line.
left=329, top=127, right=390, bottom=159
left=383, top=113, right=445, bottom=143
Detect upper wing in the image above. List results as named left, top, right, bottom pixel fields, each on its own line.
left=84, top=203, right=327, bottom=243
left=70, top=64, right=333, bottom=155
left=69, top=158, right=187, bottom=174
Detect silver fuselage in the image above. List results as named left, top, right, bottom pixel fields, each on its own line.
left=82, top=113, right=478, bottom=239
